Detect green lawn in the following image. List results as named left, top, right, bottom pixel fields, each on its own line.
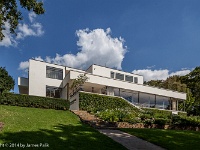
left=0, top=105, right=126, bottom=150
left=121, top=128, right=200, bottom=150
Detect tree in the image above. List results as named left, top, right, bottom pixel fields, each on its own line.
left=0, top=67, right=15, bottom=95
left=70, top=74, right=89, bottom=93
left=181, top=67, right=200, bottom=104
left=144, top=75, right=187, bottom=93
left=0, top=0, right=45, bottom=41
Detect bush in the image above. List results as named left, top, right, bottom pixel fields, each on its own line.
left=79, top=92, right=140, bottom=114
left=154, top=118, right=170, bottom=126
left=96, top=108, right=137, bottom=122
left=0, top=93, right=70, bottom=110
left=142, top=108, right=172, bottom=119
left=172, top=115, right=200, bottom=127
left=79, top=92, right=141, bottom=123
left=178, top=111, right=187, bottom=117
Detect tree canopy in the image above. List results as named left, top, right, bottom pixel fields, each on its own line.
left=0, top=0, right=45, bottom=41
left=145, top=67, right=200, bottom=115
left=0, top=67, right=15, bottom=95
left=144, top=75, right=187, bottom=93
left=70, top=74, right=89, bottom=91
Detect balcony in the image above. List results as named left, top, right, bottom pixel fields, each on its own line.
left=18, top=77, right=28, bottom=94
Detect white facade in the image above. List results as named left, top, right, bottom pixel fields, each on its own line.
left=18, top=59, right=186, bottom=111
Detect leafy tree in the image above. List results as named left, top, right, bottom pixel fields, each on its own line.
left=181, top=67, right=200, bottom=102
left=0, top=0, right=45, bottom=41
left=144, top=75, right=187, bottom=93
left=0, top=67, right=15, bottom=95
left=70, top=74, right=89, bottom=92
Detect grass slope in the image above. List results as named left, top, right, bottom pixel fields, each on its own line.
left=121, top=128, right=200, bottom=150
left=0, top=105, right=126, bottom=150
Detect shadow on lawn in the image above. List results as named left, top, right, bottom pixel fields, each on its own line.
left=0, top=124, right=126, bottom=150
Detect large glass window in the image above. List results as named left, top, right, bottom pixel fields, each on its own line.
left=120, top=90, right=133, bottom=102
left=134, top=77, right=138, bottom=83
left=125, top=75, right=133, bottom=82
left=46, top=86, right=61, bottom=98
left=116, top=73, right=124, bottom=80
left=111, top=72, right=115, bottom=78
left=155, top=96, right=171, bottom=110
left=46, top=66, right=63, bottom=80
left=139, top=93, right=155, bottom=108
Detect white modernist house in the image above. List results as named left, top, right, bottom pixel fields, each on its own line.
left=18, top=59, right=186, bottom=111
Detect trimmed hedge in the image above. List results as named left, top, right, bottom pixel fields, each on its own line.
left=79, top=92, right=140, bottom=113
left=142, top=108, right=172, bottom=119
left=0, top=93, right=69, bottom=110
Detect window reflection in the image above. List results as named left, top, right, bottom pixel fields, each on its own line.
left=46, top=86, right=61, bottom=98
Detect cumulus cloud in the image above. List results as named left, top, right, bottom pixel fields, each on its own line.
left=132, top=69, right=191, bottom=81
left=0, top=22, right=18, bottom=47
left=18, top=56, right=44, bottom=71
left=28, top=12, right=37, bottom=23
left=19, top=28, right=127, bottom=72
left=0, top=12, right=44, bottom=47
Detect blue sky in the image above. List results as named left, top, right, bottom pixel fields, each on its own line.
left=0, top=0, right=200, bottom=93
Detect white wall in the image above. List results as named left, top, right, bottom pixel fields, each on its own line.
left=18, top=77, right=28, bottom=87
left=85, top=65, right=93, bottom=73
left=91, top=65, right=143, bottom=84
left=29, top=59, right=65, bottom=97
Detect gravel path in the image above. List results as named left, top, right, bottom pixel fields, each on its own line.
left=98, top=129, right=165, bottom=150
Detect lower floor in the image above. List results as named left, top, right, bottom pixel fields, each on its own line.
left=66, top=83, right=185, bottom=111
left=19, top=80, right=185, bottom=111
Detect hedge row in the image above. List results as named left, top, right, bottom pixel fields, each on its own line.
left=79, top=92, right=140, bottom=113
left=142, top=108, right=172, bottom=119
left=0, top=93, right=70, bottom=110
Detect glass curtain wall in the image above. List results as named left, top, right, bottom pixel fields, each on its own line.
left=46, top=66, right=63, bottom=80
left=139, top=93, right=155, bottom=108
left=46, top=86, right=61, bottom=98
left=155, top=96, right=171, bottom=110
left=113, top=87, right=172, bottom=110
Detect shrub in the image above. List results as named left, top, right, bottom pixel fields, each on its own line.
left=96, top=108, right=137, bottom=122
left=142, top=108, right=172, bottom=119
left=79, top=92, right=141, bottom=114
left=178, top=111, right=187, bottom=117
left=0, top=93, right=70, bottom=110
left=154, top=118, right=170, bottom=126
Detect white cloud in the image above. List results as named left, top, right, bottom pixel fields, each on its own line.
left=0, top=22, right=18, bottom=47
left=132, top=69, right=191, bottom=81
left=28, top=12, right=37, bottom=23
left=170, top=70, right=191, bottom=76
left=18, top=56, right=44, bottom=71
left=18, top=61, right=29, bottom=72
left=19, top=28, right=127, bottom=72
left=0, top=12, right=44, bottom=47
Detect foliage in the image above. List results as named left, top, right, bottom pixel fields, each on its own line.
left=79, top=92, right=140, bottom=113
left=0, top=93, right=69, bottom=110
left=96, top=108, right=137, bottom=123
left=142, top=108, right=172, bottom=119
left=79, top=92, right=141, bottom=123
left=0, top=105, right=126, bottom=150
left=0, top=67, right=15, bottom=95
left=0, top=0, right=45, bottom=41
left=154, top=118, right=170, bottom=126
left=144, top=75, right=187, bottom=93
left=172, top=115, right=200, bottom=127
left=70, top=74, right=89, bottom=92
left=144, top=68, right=200, bottom=115
left=178, top=67, right=200, bottom=115
left=121, top=128, right=200, bottom=150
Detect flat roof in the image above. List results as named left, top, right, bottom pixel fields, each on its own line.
left=31, top=59, right=143, bottom=77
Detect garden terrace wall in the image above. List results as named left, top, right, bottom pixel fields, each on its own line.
left=0, top=93, right=69, bottom=110
left=79, top=92, right=140, bottom=113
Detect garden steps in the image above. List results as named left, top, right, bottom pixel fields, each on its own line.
left=71, top=110, right=117, bottom=129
